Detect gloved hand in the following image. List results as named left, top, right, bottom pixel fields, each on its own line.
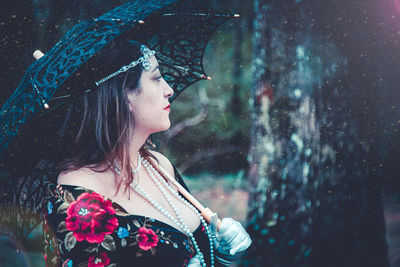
left=210, top=214, right=252, bottom=266
left=187, top=254, right=203, bottom=267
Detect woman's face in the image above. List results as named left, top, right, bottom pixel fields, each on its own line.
left=128, top=56, right=174, bottom=136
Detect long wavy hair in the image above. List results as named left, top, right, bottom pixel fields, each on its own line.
left=58, top=39, right=155, bottom=194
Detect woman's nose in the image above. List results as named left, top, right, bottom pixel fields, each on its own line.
left=164, top=83, right=174, bottom=98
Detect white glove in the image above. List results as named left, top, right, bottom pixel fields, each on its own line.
left=210, top=214, right=252, bottom=266
left=187, top=254, right=203, bottom=267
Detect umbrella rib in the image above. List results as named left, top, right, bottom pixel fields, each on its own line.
left=94, top=18, right=145, bottom=24
left=161, top=62, right=211, bottom=80
left=29, top=75, right=49, bottom=110
left=47, top=89, right=91, bottom=107
left=162, top=13, right=240, bottom=18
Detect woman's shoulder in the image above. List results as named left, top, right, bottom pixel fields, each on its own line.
left=56, top=165, right=113, bottom=192
left=148, top=150, right=175, bottom=178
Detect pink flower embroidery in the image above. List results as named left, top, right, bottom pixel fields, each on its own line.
left=66, top=192, right=118, bottom=243
left=137, top=227, right=159, bottom=251
left=88, top=252, right=110, bottom=267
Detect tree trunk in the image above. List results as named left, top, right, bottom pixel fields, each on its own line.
left=243, top=0, right=388, bottom=266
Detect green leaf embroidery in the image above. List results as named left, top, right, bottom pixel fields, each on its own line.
left=64, top=232, right=77, bottom=252
left=101, top=235, right=116, bottom=251
left=132, top=220, right=141, bottom=228
left=84, top=246, right=98, bottom=254
left=78, top=261, right=89, bottom=267
left=64, top=190, right=75, bottom=203
left=116, top=211, right=131, bottom=217
left=57, top=203, right=69, bottom=214
left=57, top=221, right=68, bottom=233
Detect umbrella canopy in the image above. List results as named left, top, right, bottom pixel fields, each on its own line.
left=0, top=0, right=237, bottom=241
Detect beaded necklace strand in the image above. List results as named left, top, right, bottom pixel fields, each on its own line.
left=111, top=154, right=214, bottom=267
left=141, top=158, right=215, bottom=267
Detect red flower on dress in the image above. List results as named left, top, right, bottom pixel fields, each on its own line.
left=66, top=192, right=119, bottom=243
left=137, top=227, right=159, bottom=251
left=88, top=252, right=110, bottom=267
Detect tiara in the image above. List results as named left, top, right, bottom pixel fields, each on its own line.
left=94, top=44, right=156, bottom=86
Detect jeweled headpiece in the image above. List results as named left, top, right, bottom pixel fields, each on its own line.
left=94, top=44, right=156, bottom=86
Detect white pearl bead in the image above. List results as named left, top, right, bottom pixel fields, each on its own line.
left=112, top=158, right=214, bottom=267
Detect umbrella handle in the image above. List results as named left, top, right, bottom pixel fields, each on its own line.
left=154, top=161, right=221, bottom=230
left=33, top=50, right=44, bottom=60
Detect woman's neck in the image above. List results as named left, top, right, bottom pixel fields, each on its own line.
left=129, top=130, right=149, bottom=163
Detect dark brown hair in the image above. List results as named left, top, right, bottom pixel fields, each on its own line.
left=58, top=39, right=155, bottom=194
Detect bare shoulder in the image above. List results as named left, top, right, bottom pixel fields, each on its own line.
left=148, top=150, right=175, bottom=178
left=57, top=167, right=110, bottom=189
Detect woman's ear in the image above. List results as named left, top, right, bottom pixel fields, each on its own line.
left=128, top=97, right=135, bottom=112
left=126, top=92, right=134, bottom=112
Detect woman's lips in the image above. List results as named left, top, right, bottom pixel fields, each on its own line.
left=164, top=104, right=171, bottom=112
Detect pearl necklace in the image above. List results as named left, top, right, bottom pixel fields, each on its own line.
left=109, top=152, right=141, bottom=174
left=131, top=152, right=142, bottom=173
left=141, top=159, right=215, bottom=267
left=112, top=157, right=214, bottom=267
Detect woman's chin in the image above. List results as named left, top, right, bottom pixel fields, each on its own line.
left=150, top=122, right=171, bottom=134
left=162, top=120, right=171, bottom=131
left=161, top=123, right=171, bottom=132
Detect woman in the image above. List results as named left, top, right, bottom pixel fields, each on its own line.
left=43, top=39, right=251, bottom=266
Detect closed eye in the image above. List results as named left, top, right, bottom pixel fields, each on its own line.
left=155, top=75, right=162, bottom=82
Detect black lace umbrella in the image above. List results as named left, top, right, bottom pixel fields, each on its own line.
left=0, top=0, right=237, bottom=243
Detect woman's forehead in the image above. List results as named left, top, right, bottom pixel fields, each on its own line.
left=147, top=56, right=159, bottom=71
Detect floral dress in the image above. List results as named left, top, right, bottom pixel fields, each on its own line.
left=42, top=170, right=213, bottom=267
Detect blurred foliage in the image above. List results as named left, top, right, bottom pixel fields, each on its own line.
left=185, top=170, right=248, bottom=193
left=154, top=15, right=254, bottom=174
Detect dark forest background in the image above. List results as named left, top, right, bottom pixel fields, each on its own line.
left=1, top=0, right=400, bottom=266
